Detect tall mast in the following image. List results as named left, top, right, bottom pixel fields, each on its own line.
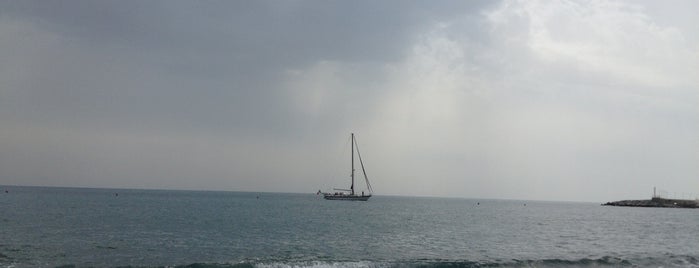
left=351, top=133, right=355, bottom=195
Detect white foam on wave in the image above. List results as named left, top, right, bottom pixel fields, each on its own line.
left=254, top=261, right=390, bottom=268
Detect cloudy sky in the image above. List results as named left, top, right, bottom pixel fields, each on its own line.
left=1, top=0, right=697, bottom=202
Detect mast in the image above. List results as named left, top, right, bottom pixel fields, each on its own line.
left=351, top=133, right=355, bottom=195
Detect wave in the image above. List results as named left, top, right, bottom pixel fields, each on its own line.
left=43, top=255, right=699, bottom=268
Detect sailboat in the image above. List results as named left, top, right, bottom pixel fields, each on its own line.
left=322, top=133, right=373, bottom=201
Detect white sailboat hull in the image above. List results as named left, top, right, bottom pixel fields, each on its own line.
left=323, top=194, right=371, bottom=201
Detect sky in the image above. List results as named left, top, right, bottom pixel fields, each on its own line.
left=1, top=0, right=698, bottom=202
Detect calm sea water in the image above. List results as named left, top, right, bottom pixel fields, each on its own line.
left=1, top=186, right=698, bottom=268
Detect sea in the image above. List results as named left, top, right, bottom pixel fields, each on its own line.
left=1, top=186, right=698, bottom=268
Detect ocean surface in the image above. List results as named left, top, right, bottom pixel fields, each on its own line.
left=1, top=186, right=699, bottom=268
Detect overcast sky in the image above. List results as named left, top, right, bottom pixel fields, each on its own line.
left=1, top=0, right=697, bottom=202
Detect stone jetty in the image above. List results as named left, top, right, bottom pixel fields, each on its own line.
left=603, top=197, right=698, bottom=208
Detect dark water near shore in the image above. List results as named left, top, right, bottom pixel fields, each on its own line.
left=1, top=186, right=699, bottom=267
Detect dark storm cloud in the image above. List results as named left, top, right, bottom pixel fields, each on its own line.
left=0, top=0, right=493, bottom=135
left=4, top=0, right=493, bottom=67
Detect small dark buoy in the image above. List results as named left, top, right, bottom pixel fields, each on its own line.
left=523, top=203, right=526, bottom=206
left=256, top=195, right=259, bottom=199
left=115, top=193, right=118, bottom=197
left=477, top=202, right=480, bottom=205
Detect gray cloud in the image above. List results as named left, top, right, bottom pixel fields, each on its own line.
left=1, top=0, right=697, bottom=202
left=0, top=0, right=493, bottom=133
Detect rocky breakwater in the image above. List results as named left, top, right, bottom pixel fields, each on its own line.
left=603, top=197, right=699, bottom=208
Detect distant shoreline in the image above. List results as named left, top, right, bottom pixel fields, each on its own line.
left=603, top=197, right=698, bottom=208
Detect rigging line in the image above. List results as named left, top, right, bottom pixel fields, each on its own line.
left=353, top=136, right=373, bottom=193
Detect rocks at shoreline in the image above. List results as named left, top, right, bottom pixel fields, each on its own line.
left=603, top=197, right=698, bottom=208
